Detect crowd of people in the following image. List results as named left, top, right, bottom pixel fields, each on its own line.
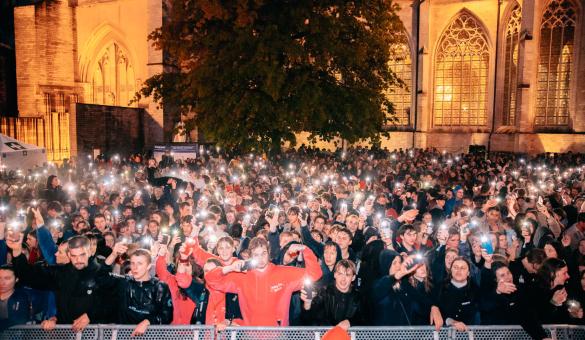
left=0, top=146, right=585, bottom=339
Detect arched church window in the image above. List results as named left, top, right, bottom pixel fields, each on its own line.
left=433, top=13, right=490, bottom=127
left=535, top=0, right=577, bottom=127
left=90, top=42, right=136, bottom=107
left=387, top=30, right=412, bottom=126
left=502, top=5, right=522, bottom=126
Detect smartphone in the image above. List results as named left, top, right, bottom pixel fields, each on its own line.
left=241, top=259, right=258, bottom=271
left=407, top=253, right=425, bottom=270
left=380, top=219, right=392, bottom=238
left=304, top=278, right=314, bottom=299
left=480, top=236, right=494, bottom=255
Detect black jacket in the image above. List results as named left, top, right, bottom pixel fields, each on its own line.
left=371, top=274, right=433, bottom=326
left=42, top=187, right=68, bottom=204
left=437, top=281, right=480, bottom=325
left=97, top=272, right=173, bottom=325
left=509, top=259, right=538, bottom=289
left=524, top=283, right=572, bottom=326
left=12, top=254, right=111, bottom=324
left=479, top=285, right=549, bottom=340
left=303, top=284, right=362, bottom=326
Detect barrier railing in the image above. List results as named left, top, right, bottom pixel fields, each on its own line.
left=216, top=325, right=585, bottom=340
left=2, top=324, right=584, bottom=340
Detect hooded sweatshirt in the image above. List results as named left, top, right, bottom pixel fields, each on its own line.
left=190, top=240, right=242, bottom=325
left=155, top=255, right=196, bottom=325
left=205, top=247, right=322, bottom=326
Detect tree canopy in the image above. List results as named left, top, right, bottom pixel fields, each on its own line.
left=137, top=0, right=406, bottom=153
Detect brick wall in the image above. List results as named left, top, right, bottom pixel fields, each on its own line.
left=73, top=103, right=145, bottom=155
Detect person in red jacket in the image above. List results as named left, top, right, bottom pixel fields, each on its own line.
left=205, top=237, right=322, bottom=326
left=188, top=235, right=242, bottom=325
left=154, top=243, right=196, bottom=325
left=189, top=235, right=237, bottom=267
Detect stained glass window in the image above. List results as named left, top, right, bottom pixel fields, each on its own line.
left=433, top=13, right=490, bottom=127
left=502, top=5, right=522, bottom=126
left=535, top=0, right=577, bottom=127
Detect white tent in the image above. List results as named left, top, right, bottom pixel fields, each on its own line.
left=0, top=134, right=47, bottom=170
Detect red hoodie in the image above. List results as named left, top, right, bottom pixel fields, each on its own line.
left=155, top=256, right=196, bottom=325
left=190, top=241, right=240, bottom=325
left=205, top=247, right=322, bottom=326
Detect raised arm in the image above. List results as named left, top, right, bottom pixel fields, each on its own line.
left=285, top=245, right=323, bottom=291
left=204, top=261, right=247, bottom=294
left=300, top=225, right=324, bottom=258
left=36, top=225, right=58, bottom=265
left=8, top=235, right=59, bottom=290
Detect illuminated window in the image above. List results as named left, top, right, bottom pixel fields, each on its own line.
left=536, top=0, right=577, bottom=127
left=502, top=5, right=521, bottom=126
left=90, top=42, right=136, bottom=107
left=433, top=13, right=490, bottom=127
left=387, top=31, right=412, bottom=126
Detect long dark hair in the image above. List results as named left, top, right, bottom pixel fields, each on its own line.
left=46, top=175, right=58, bottom=190
left=537, top=257, right=567, bottom=289
left=408, top=260, right=433, bottom=293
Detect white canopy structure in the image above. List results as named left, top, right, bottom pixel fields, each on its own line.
left=0, top=134, right=47, bottom=170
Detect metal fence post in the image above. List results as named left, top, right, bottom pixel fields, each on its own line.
left=551, top=328, right=557, bottom=340
left=97, top=325, right=104, bottom=340
left=448, top=327, right=455, bottom=340
left=193, top=329, right=200, bottom=340
left=314, top=331, right=321, bottom=340
left=350, top=331, right=356, bottom=340
left=230, top=329, right=237, bottom=340
left=468, top=330, right=475, bottom=340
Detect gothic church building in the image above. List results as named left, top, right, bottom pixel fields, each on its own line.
left=8, top=0, right=585, bottom=156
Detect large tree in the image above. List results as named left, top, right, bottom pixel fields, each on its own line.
left=138, top=0, right=406, bottom=153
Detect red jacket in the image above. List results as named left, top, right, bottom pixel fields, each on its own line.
left=155, top=256, right=196, bottom=325
left=205, top=247, right=322, bottom=326
left=190, top=242, right=239, bottom=325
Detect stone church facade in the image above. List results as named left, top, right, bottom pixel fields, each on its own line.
left=12, top=0, right=172, bottom=157
left=10, top=0, right=585, bottom=155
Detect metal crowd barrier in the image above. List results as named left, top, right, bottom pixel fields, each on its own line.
left=214, top=325, right=585, bottom=340
left=0, top=325, right=216, bottom=340
left=2, top=324, right=584, bottom=340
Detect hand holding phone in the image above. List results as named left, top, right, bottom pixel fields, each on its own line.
left=480, top=235, right=494, bottom=255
